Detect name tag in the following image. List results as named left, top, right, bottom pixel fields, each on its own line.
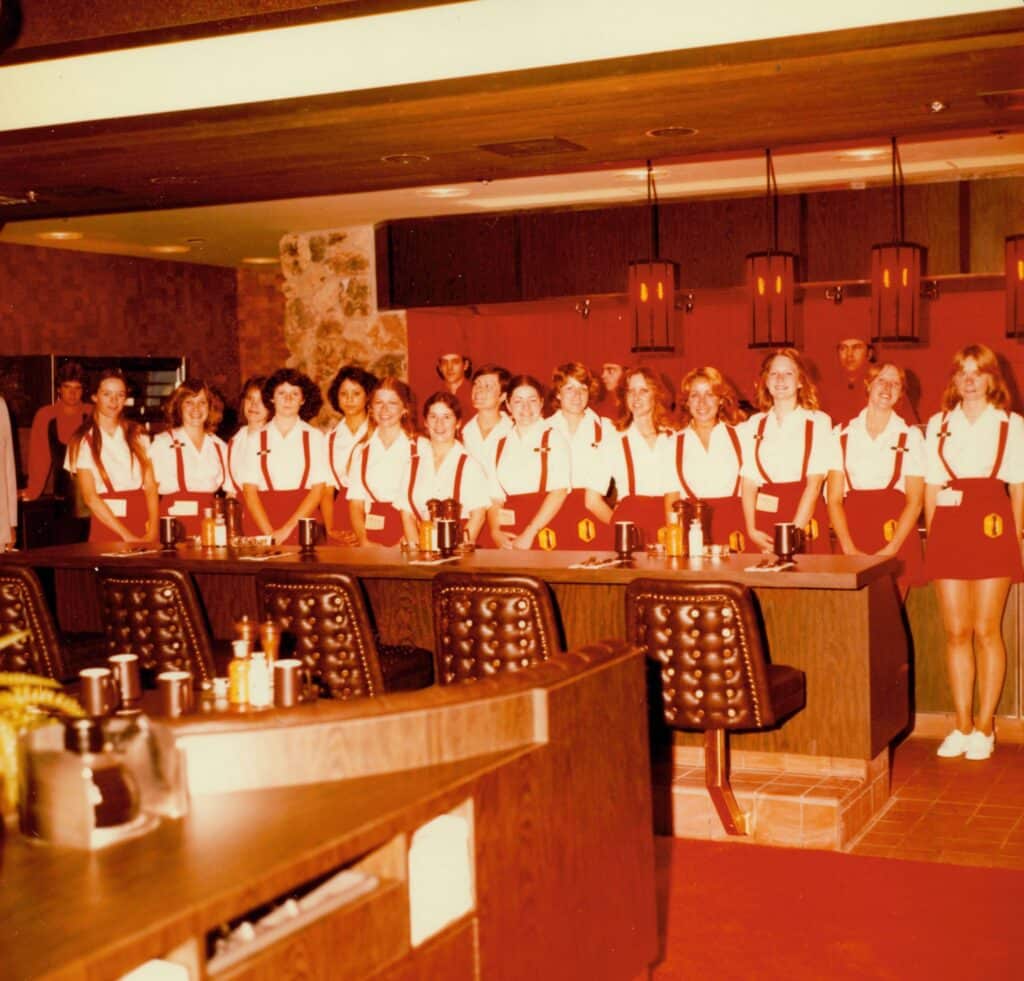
left=168, top=499, right=199, bottom=517
left=107, top=498, right=128, bottom=517
left=499, top=508, right=516, bottom=527
left=936, top=488, right=963, bottom=507
left=365, top=511, right=385, bottom=532
left=755, top=492, right=779, bottom=514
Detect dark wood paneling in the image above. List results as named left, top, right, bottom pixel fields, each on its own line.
left=970, top=176, right=1024, bottom=274
left=519, top=206, right=647, bottom=299
left=383, top=215, right=521, bottom=308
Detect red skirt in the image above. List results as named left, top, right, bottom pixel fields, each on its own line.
left=161, top=490, right=217, bottom=539
left=362, top=500, right=404, bottom=547
left=89, top=488, right=149, bottom=544
left=924, top=477, right=1023, bottom=582
left=247, top=488, right=314, bottom=546
left=839, top=487, right=924, bottom=591
left=702, top=494, right=749, bottom=553
left=489, top=489, right=561, bottom=550
left=609, top=494, right=667, bottom=550
left=753, top=479, right=830, bottom=554
left=544, top=488, right=604, bottom=551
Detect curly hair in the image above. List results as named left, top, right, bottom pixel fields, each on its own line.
left=616, top=366, right=675, bottom=434
left=163, top=378, right=216, bottom=431
left=423, top=390, right=462, bottom=424
left=549, top=361, right=599, bottom=415
left=327, top=364, right=378, bottom=414
left=262, top=368, right=323, bottom=422
left=678, top=366, right=746, bottom=428
left=940, top=343, right=1011, bottom=412
left=753, top=347, right=820, bottom=412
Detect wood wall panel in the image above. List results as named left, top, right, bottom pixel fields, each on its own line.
left=970, top=177, right=1024, bottom=273
left=518, top=206, right=647, bottom=299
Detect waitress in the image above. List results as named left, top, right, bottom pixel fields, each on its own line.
left=741, top=348, right=832, bottom=554
left=322, top=365, right=377, bottom=543
left=545, top=361, right=612, bottom=549
left=924, top=344, right=1024, bottom=761
left=827, top=362, right=924, bottom=598
left=149, top=379, right=230, bottom=538
left=347, top=377, right=419, bottom=547
left=64, top=368, right=158, bottom=543
left=485, top=375, right=570, bottom=550
left=602, top=366, right=676, bottom=547
left=239, top=368, right=328, bottom=545
left=398, top=392, right=490, bottom=545
left=663, top=366, right=747, bottom=551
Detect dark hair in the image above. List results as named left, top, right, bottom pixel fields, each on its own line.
left=471, top=363, right=510, bottom=390
left=423, top=390, right=462, bottom=424
left=238, top=375, right=268, bottom=414
left=68, top=368, right=149, bottom=476
left=163, top=378, right=216, bottom=431
left=56, top=361, right=86, bottom=386
left=504, top=374, right=546, bottom=407
left=327, top=364, right=378, bottom=414
left=262, top=368, right=323, bottom=422
left=435, top=353, right=472, bottom=381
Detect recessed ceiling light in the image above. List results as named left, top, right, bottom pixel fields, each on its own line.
left=417, top=186, right=470, bottom=199
left=837, top=148, right=888, bottom=162
left=381, top=153, right=431, bottom=165
left=929, top=100, right=948, bottom=113
left=36, top=230, right=83, bottom=241
left=242, top=256, right=280, bottom=265
left=149, top=244, right=190, bottom=254
left=645, top=126, right=698, bottom=138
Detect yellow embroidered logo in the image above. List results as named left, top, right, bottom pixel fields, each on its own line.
left=883, top=519, right=897, bottom=543
left=983, top=513, right=1004, bottom=539
left=805, top=517, right=819, bottom=540
left=577, top=518, right=596, bottom=543
left=728, top=530, right=745, bottom=553
left=538, top=527, right=557, bottom=550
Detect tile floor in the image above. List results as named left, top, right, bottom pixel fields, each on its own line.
left=847, top=734, right=1024, bottom=869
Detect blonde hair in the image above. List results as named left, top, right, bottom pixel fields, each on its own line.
left=940, top=343, right=1011, bottom=412
left=753, top=347, right=820, bottom=412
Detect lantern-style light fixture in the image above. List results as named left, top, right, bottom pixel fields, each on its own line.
left=1006, top=235, right=1024, bottom=339
left=628, top=160, right=677, bottom=353
left=746, top=149, right=797, bottom=348
left=870, top=137, right=924, bottom=343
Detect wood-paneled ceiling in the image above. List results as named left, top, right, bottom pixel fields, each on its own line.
left=1, top=6, right=1023, bottom=226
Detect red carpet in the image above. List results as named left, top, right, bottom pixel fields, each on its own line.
left=653, top=836, right=1024, bottom=980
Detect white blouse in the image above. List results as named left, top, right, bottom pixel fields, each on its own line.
left=396, top=438, right=490, bottom=518
left=547, top=408, right=610, bottom=494
left=149, top=428, right=229, bottom=495
left=325, top=417, right=368, bottom=490
left=485, top=421, right=571, bottom=501
left=661, top=423, right=744, bottom=499
left=238, top=420, right=329, bottom=491
left=601, top=424, right=674, bottom=499
left=347, top=430, right=418, bottom=506
left=827, top=410, right=925, bottom=495
left=924, top=404, right=1024, bottom=487
left=739, top=408, right=833, bottom=485
left=65, top=426, right=149, bottom=491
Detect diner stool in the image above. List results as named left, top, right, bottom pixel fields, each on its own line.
left=95, top=566, right=218, bottom=689
left=0, top=565, right=67, bottom=681
left=431, top=572, right=564, bottom=685
left=625, top=578, right=806, bottom=836
left=255, top=569, right=434, bottom=699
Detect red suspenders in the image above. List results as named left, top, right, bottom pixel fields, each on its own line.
left=495, top=429, right=551, bottom=494
left=172, top=431, right=225, bottom=492
left=937, top=412, right=1009, bottom=483
left=260, top=428, right=310, bottom=492
left=754, top=415, right=813, bottom=484
left=674, top=426, right=743, bottom=498
left=361, top=435, right=417, bottom=504
left=840, top=430, right=908, bottom=491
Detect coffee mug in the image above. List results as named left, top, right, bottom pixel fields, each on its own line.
left=773, top=522, right=804, bottom=561
left=614, top=520, right=639, bottom=558
left=159, top=515, right=179, bottom=550
left=107, top=653, right=142, bottom=711
left=297, top=517, right=318, bottom=552
left=157, top=670, right=194, bottom=718
left=273, top=658, right=307, bottom=708
left=79, top=667, right=120, bottom=717
left=436, top=518, right=459, bottom=556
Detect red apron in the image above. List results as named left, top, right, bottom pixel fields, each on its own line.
left=359, top=436, right=414, bottom=547
left=485, top=430, right=561, bottom=550
left=924, top=416, right=1023, bottom=582
left=752, top=416, right=829, bottom=554
left=607, top=433, right=667, bottom=548
left=90, top=489, right=149, bottom=543
left=836, top=431, right=924, bottom=591
left=250, top=429, right=316, bottom=546
left=160, top=435, right=225, bottom=538
left=674, top=428, right=749, bottom=552
left=545, top=488, right=603, bottom=551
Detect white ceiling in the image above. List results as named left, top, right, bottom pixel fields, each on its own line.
left=4, top=131, right=1024, bottom=269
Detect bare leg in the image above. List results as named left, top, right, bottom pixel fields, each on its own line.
left=933, top=579, right=976, bottom=734
left=970, top=577, right=1011, bottom=736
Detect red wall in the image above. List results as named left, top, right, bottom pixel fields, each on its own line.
left=408, top=284, right=1024, bottom=423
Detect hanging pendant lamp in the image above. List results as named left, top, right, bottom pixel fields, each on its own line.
left=1006, top=235, right=1024, bottom=339
left=628, top=160, right=677, bottom=353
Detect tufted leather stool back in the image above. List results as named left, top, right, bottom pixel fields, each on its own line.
left=96, top=566, right=216, bottom=688
left=256, top=570, right=385, bottom=700
left=0, top=566, right=65, bottom=680
left=432, top=573, right=563, bottom=685
left=626, top=578, right=805, bottom=835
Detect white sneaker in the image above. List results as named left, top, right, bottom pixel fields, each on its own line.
left=964, top=729, right=995, bottom=761
left=936, top=729, right=971, bottom=758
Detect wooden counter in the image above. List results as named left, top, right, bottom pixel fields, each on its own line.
left=1, top=642, right=658, bottom=981
left=4, top=543, right=911, bottom=762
